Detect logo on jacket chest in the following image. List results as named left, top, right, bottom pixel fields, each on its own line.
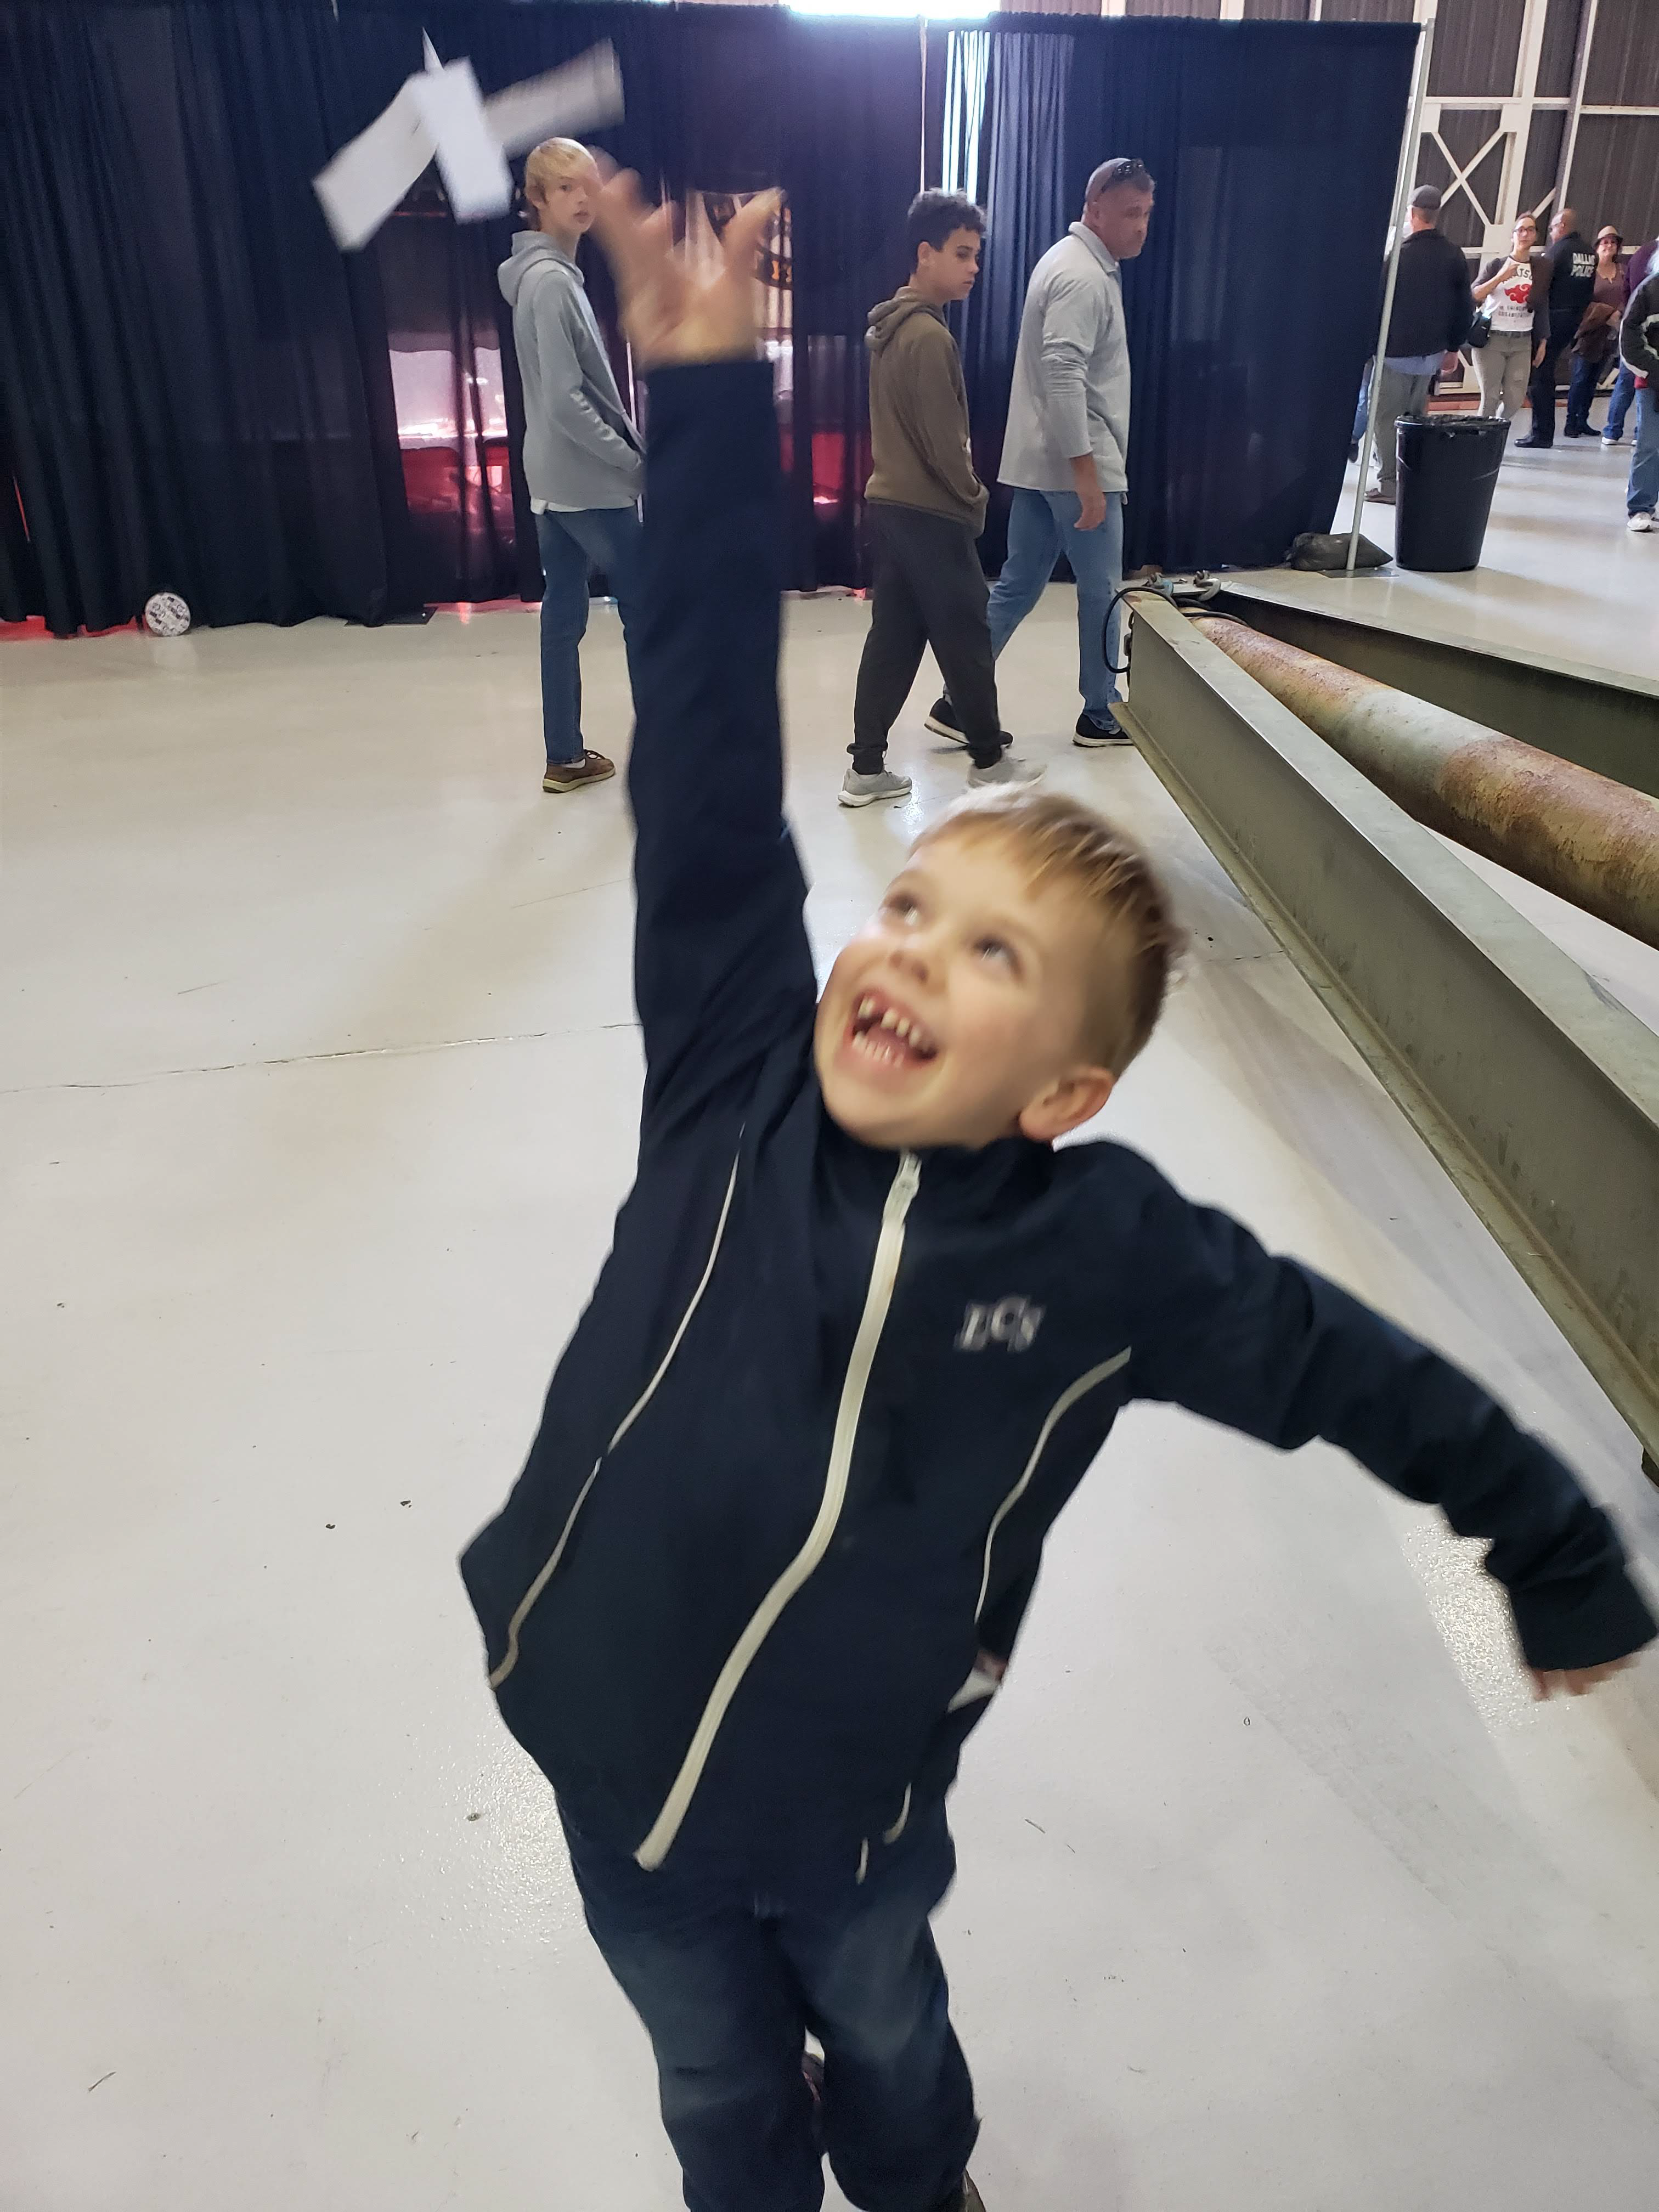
left=955, top=1297, right=1045, bottom=1353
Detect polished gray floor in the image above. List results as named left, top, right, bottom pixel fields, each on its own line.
left=4, top=574, right=1658, bottom=2210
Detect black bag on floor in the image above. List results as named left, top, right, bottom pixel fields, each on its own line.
left=1286, top=531, right=1390, bottom=572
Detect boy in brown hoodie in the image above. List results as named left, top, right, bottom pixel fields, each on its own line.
left=843, top=193, right=1042, bottom=807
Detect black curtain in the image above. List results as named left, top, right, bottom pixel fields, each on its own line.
left=0, top=0, right=418, bottom=635
left=933, top=16, right=1417, bottom=573
left=775, top=18, right=924, bottom=591
left=936, top=28, right=1072, bottom=575
left=1, top=1, right=1413, bottom=630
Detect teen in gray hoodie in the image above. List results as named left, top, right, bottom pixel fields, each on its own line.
left=500, top=139, right=643, bottom=793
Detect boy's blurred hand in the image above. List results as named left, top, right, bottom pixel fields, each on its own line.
left=1528, top=1657, right=1637, bottom=1700
left=591, top=170, right=781, bottom=369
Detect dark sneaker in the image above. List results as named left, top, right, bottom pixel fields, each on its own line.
left=1075, top=709, right=1131, bottom=749
left=543, top=749, right=616, bottom=794
left=840, top=766, right=912, bottom=808
left=926, top=697, right=967, bottom=744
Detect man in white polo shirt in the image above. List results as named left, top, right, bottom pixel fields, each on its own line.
left=929, top=157, right=1154, bottom=753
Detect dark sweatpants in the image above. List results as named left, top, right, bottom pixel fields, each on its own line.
left=852, top=504, right=1002, bottom=773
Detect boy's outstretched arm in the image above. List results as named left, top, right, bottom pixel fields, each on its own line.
left=1128, top=1182, right=1657, bottom=1698
left=591, top=179, right=816, bottom=1131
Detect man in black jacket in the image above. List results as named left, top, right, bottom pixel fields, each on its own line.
left=1364, top=185, right=1474, bottom=504
left=460, top=178, right=1653, bottom=2212
left=1516, top=206, right=1598, bottom=449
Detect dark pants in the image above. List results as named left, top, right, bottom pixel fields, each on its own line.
left=853, top=505, right=1002, bottom=772
left=535, top=505, right=644, bottom=766
left=563, top=1797, right=978, bottom=2212
left=1564, top=349, right=1609, bottom=435
left=1525, top=316, right=1578, bottom=445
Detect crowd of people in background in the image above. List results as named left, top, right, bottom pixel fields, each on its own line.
left=1359, top=183, right=1657, bottom=538
left=505, top=143, right=1654, bottom=800
left=504, top=145, right=1156, bottom=802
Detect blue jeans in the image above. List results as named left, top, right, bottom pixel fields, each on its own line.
left=988, top=486, right=1125, bottom=720
left=535, top=505, right=643, bottom=765
left=1630, top=386, right=1658, bottom=518
left=1605, top=364, right=1637, bottom=440
left=563, top=1798, right=978, bottom=2212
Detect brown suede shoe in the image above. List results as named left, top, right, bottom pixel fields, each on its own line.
left=542, top=749, right=616, bottom=794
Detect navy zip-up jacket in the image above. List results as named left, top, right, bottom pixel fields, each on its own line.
left=461, top=360, right=1655, bottom=1876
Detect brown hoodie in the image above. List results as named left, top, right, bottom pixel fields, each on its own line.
left=864, top=289, right=988, bottom=533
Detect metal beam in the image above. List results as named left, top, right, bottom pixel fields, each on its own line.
left=1121, top=592, right=1659, bottom=1469
left=1189, top=614, right=1659, bottom=950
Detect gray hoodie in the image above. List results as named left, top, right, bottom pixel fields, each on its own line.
left=499, top=232, right=642, bottom=511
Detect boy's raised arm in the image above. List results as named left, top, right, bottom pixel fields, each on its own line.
left=592, top=179, right=816, bottom=1125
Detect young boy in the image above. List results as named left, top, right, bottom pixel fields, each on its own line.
left=461, top=184, right=1654, bottom=2212
left=500, top=138, right=644, bottom=794
left=845, top=192, right=1039, bottom=809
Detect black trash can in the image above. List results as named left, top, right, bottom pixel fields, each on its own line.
left=1394, top=415, right=1509, bottom=572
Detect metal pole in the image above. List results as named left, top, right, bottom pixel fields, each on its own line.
left=1346, top=12, right=1437, bottom=575
left=1556, top=0, right=1600, bottom=217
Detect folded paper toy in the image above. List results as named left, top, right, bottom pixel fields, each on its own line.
left=313, top=41, right=624, bottom=252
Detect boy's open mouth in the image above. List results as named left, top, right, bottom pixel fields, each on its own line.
left=846, top=990, right=939, bottom=1069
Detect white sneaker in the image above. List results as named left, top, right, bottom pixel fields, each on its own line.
left=968, top=753, right=1044, bottom=789
left=1628, top=512, right=1656, bottom=534
left=839, top=766, right=913, bottom=807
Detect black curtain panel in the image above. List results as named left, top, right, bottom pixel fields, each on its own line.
left=935, top=16, right=1417, bottom=574
left=1, top=1, right=1413, bottom=629
left=776, top=18, right=926, bottom=592
left=0, top=0, right=419, bottom=636
left=935, top=27, right=1074, bottom=575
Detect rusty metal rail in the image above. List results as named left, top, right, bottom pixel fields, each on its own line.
left=1121, top=590, right=1659, bottom=1471
left=1209, top=586, right=1659, bottom=801
left=1189, top=614, right=1659, bottom=951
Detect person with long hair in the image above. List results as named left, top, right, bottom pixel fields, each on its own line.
left=1471, top=212, right=1542, bottom=423
left=1564, top=225, right=1629, bottom=437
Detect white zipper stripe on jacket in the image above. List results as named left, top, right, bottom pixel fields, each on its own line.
left=973, top=1349, right=1131, bottom=1622
left=882, top=1782, right=913, bottom=1845
left=488, top=1148, right=743, bottom=1692
left=634, top=1150, right=923, bottom=1871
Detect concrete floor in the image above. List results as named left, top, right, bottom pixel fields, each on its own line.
left=5, top=582, right=1659, bottom=2211
left=1229, top=415, right=1659, bottom=696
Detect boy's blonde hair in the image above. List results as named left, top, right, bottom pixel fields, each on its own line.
left=523, top=138, right=595, bottom=206
left=914, top=789, right=1183, bottom=1075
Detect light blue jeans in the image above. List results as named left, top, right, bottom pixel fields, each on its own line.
left=988, top=487, right=1125, bottom=721
left=1604, top=364, right=1637, bottom=441
left=1630, top=386, right=1658, bottom=518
